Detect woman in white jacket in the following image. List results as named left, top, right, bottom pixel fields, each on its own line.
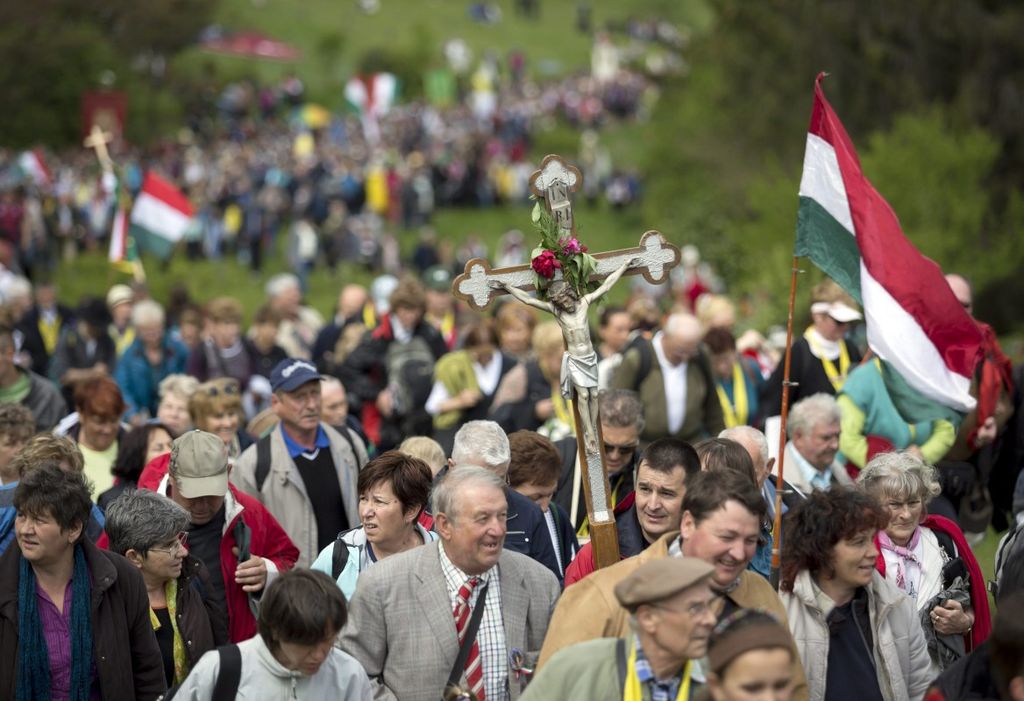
left=171, top=568, right=371, bottom=700
left=779, top=487, right=937, bottom=701
left=311, top=451, right=437, bottom=599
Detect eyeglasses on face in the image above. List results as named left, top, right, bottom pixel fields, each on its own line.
left=603, top=442, right=638, bottom=457
left=149, top=531, right=189, bottom=555
left=653, top=593, right=719, bottom=618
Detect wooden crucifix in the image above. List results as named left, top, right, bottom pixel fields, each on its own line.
left=83, top=125, right=115, bottom=173
left=452, top=154, right=680, bottom=570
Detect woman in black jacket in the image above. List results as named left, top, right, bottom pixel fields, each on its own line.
left=105, top=488, right=227, bottom=687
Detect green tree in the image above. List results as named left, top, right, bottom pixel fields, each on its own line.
left=0, top=0, right=218, bottom=147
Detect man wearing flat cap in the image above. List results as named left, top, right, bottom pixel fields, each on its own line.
left=521, top=558, right=717, bottom=700
left=539, top=470, right=809, bottom=700
left=232, top=357, right=367, bottom=567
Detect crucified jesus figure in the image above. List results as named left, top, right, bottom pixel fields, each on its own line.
left=493, top=256, right=636, bottom=456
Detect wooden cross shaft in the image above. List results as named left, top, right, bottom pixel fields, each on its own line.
left=451, top=154, right=680, bottom=571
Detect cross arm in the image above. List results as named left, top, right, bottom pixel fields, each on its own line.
left=492, top=279, right=553, bottom=313
left=452, top=231, right=681, bottom=311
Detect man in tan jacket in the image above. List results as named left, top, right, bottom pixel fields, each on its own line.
left=538, top=469, right=808, bottom=700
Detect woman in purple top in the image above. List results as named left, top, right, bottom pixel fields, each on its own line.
left=0, top=463, right=165, bottom=700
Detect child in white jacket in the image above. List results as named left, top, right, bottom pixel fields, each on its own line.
left=170, top=569, right=372, bottom=700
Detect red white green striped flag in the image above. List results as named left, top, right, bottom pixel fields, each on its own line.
left=18, top=149, right=51, bottom=187
left=795, top=73, right=982, bottom=413
left=130, top=172, right=193, bottom=260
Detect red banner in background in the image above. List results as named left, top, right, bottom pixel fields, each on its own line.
left=81, top=91, right=127, bottom=143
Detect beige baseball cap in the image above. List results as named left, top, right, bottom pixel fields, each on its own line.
left=170, top=430, right=229, bottom=499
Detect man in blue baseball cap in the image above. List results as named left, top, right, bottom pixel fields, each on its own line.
left=231, top=357, right=368, bottom=567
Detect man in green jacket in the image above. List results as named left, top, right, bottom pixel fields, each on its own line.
left=521, top=557, right=716, bottom=700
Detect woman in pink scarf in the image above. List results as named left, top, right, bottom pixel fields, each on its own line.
left=857, top=451, right=991, bottom=668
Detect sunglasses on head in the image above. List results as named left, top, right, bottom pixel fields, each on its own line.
left=202, top=380, right=239, bottom=397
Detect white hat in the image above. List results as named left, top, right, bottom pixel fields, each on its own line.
left=811, top=300, right=862, bottom=323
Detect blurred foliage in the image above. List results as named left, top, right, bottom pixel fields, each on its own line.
left=0, top=0, right=218, bottom=147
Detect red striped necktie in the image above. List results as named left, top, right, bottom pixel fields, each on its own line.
left=453, top=577, right=485, bottom=700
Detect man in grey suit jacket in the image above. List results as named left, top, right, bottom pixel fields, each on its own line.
left=341, top=466, right=561, bottom=701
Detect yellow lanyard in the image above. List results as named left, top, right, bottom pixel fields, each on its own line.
left=623, top=640, right=691, bottom=701
left=716, top=361, right=748, bottom=428
left=440, top=310, right=455, bottom=341
left=804, top=327, right=850, bottom=392
left=38, top=316, right=61, bottom=355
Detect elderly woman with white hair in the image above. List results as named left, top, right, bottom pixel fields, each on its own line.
left=857, top=451, right=992, bottom=668
left=105, top=488, right=227, bottom=687
left=114, top=299, right=190, bottom=424
left=156, top=374, right=199, bottom=437
left=264, top=273, right=324, bottom=360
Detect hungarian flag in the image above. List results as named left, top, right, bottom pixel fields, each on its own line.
left=130, top=172, right=193, bottom=260
left=795, top=73, right=982, bottom=414
left=344, top=72, right=399, bottom=117
left=109, top=206, right=143, bottom=277
left=18, top=149, right=51, bottom=187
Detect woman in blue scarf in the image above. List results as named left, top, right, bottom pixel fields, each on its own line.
left=0, top=462, right=165, bottom=700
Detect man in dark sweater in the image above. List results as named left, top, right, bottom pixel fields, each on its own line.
left=231, top=358, right=364, bottom=567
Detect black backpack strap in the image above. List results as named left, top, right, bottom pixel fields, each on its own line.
left=331, top=535, right=351, bottom=581
left=212, top=644, right=242, bottom=701
left=615, top=638, right=628, bottom=689
left=337, top=424, right=362, bottom=467
left=446, top=580, right=490, bottom=692
left=254, top=433, right=273, bottom=492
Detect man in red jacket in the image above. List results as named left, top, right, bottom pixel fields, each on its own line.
left=163, top=430, right=299, bottom=642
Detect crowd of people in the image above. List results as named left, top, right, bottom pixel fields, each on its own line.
left=0, top=241, right=1020, bottom=700
left=0, top=58, right=653, bottom=284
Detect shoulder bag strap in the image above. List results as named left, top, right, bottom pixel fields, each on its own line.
left=254, top=432, right=273, bottom=492
left=445, top=580, right=491, bottom=693
left=615, top=638, right=628, bottom=689
left=212, top=644, right=242, bottom=701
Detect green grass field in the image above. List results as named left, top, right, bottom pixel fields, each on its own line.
left=173, top=0, right=713, bottom=104
left=58, top=198, right=648, bottom=320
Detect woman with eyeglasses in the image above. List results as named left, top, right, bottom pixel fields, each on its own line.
left=311, top=451, right=437, bottom=599
left=780, top=487, right=937, bottom=701
left=105, top=488, right=227, bottom=687
left=704, top=610, right=796, bottom=701
left=857, top=452, right=991, bottom=671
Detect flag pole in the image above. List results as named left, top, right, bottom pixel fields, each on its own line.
left=769, top=256, right=802, bottom=590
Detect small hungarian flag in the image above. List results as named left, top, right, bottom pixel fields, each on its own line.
left=344, top=72, right=399, bottom=117
left=18, top=149, right=51, bottom=187
left=795, top=73, right=982, bottom=413
left=130, top=172, right=193, bottom=260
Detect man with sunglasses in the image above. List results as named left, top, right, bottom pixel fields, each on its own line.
left=537, top=470, right=808, bottom=699
left=553, top=389, right=644, bottom=535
